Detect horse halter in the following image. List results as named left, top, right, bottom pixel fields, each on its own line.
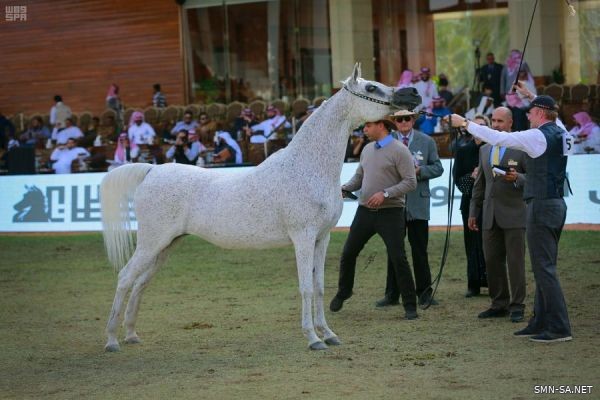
left=343, top=85, right=391, bottom=106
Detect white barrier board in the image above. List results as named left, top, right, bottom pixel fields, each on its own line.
left=1, top=155, right=599, bottom=232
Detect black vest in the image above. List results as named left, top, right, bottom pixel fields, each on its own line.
left=523, top=122, right=567, bottom=201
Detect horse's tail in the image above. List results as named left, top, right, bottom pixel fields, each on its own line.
left=100, top=163, right=154, bottom=271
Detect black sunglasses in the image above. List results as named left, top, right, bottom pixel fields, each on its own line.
left=394, top=116, right=413, bottom=122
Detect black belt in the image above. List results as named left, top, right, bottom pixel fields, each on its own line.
left=359, top=205, right=404, bottom=212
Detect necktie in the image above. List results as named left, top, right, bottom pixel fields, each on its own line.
left=492, top=146, right=500, bottom=176
left=402, top=136, right=409, bottom=147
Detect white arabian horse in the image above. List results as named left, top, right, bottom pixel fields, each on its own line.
left=101, top=63, right=398, bottom=351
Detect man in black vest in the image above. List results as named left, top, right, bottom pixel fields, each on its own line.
left=448, top=95, right=573, bottom=343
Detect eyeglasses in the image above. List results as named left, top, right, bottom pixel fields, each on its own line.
left=394, top=116, right=413, bottom=122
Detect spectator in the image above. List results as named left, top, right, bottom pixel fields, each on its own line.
left=231, top=108, right=259, bottom=141
left=165, top=130, right=196, bottom=165
left=437, top=74, right=454, bottom=105
left=344, top=127, right=370, bottom=162
left=50, top=138, right=90, bottom=174
left=294, top=105, right=318, bottom=132
left=249, top=105, right=290, bottom=143
left=80, top=117, right=101, bottom=148
left=152, top=83, right=167, bottom=108
left=49, top=95, right=72, bottom=129
left=52, top=117, right=83, bottom=145
left=170, top=111, right=198, bottom=137
left=19, top=116, right=50, bottom=147
left=0, top=111, right=16, bottom=151
left=128, top=111, right=156, bottom=145
left=414, top=67, right=439, bottom=111
left=465, top=94, right=495, bottom=121
left=187, top=130, right=206, bottom=163
left=478, top=52, right=504, bottom=106
left=106, top=83, right=124, bottom=129
left=378, top=109, right=444, bottom=307
left=109, top=133, right=139, bottom=171
left=417, top=96, right=451, bottom=135
left=213, top=131, right=242, bottom=164
left=396, top=70, right=414, bottom=89
left=506, top=69, right=537, bottom=131
left=454, top=114, right=488, bottom=298
left=198, top=112, right=218, bottom=147
left=571, top=111, right=600, bottom=154
left=500, top=49, right=531, bottom=101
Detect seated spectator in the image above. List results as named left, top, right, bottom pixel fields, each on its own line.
left=465, top=95, right=495, bottom=120
left=295, top=105, right=318, bottom=132
left=187, top=130, right=206, bottom=163
left=231, top=108, right=259, bottom=140
left=417, top=96, right=452, bottom=135
left=19, top=116, right=50, bottom=147
left=165, top=130, right=196, bottom=164
left=80, top=117, right=101, bottom=147
left=198, top=112, right=218, bottom=146
left=171, top=111, right=198, bottom=138
left=50, top=138, right=90, bottom=174
left=52, top=117, right=83, bottom=145
left=249, top=105, right=290, bottom=143
left=152, top=83, right=167, bottom=108
left=344, top=127, right=370, bottom=162
left=571, top=112, right=600, bottom=154
left=128, top=111, right=156, bottom=145
left=438, top=74, right=454, bottom=105
left=108, top=133, right=139, bottom=171
left=213, top=131, right=242, bottom=164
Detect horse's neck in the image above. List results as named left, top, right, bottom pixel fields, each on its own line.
left=286, top=93, right=356, bottom=183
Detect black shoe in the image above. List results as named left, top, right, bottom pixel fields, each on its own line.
left=404, top=308, right=418, bottom=320
left=513, top=326, right=540, bottom=337
left=375, top=297, right=400, bottom=308
left=529, top=332, right=573, bottom=343
left=478, top=308, right=509, bottom=319
left=329, top=296, right=346, bottom=312
left=465, top=289, right=480, bottom=298
left=510, top=310, right=524, bottom=323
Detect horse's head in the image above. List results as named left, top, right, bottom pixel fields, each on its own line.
left=342, top=63, right=421, bottom=127
left=14, top=185, right=45, bottom=211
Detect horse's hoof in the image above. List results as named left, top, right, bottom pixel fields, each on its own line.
left=309, top=341, right=328, bottom=351
left=325, top=336, right=342, bottom=346
left=124, top=336, right=141, bottom=344
left=105, top=343, right=120, bottom=352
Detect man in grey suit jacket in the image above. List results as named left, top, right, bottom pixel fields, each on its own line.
left=469, top=107, right=527, bottom=322
left=377, top=109, right=444, bottom=307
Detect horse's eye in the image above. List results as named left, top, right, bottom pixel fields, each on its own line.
left=366, top=84, right=377, bottom=93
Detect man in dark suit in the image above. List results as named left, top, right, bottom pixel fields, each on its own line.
left=377, top=109, right=444, bottom=307
left=478, top=52, right=504, bottom=106
left=469, top=107, right=527, bottom=323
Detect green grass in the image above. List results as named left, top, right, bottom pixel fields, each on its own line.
left=0, top=231, right=599, bottom=399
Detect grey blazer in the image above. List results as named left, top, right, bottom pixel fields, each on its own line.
left=404, top=130, right=444, bottom=221
left=469, top=144, right=527, bottom=230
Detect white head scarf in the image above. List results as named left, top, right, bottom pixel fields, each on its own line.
left=216, top=131, right=243, bottom=164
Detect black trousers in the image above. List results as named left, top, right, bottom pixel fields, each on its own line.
left=526, top=198, right=572, bottom=336
left=461, top=207, right=487, bottom=292
left=384, top=218, right=432, bottom=301
left=336, top=206, right=416, bottom=308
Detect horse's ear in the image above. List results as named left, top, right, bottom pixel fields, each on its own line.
left=352, top=62, right=361, bottom=83
left=24, top=185, right=30, bottom=190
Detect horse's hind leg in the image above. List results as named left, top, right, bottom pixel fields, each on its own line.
left=312, top=232, right=340, bottom=346
left=105, top=250, right=154, bottom=352
left=123, top=237, right=181, bottom=344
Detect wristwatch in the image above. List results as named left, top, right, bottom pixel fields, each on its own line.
left=383, top=191, right=390, bottom=198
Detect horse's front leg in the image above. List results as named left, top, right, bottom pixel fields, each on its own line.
left=291, top=231, right=326, bottom=350
left=313, top=232, right=341, bottom=346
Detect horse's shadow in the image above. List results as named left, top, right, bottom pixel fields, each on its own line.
left=13, top=185, right=49, bottom=222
